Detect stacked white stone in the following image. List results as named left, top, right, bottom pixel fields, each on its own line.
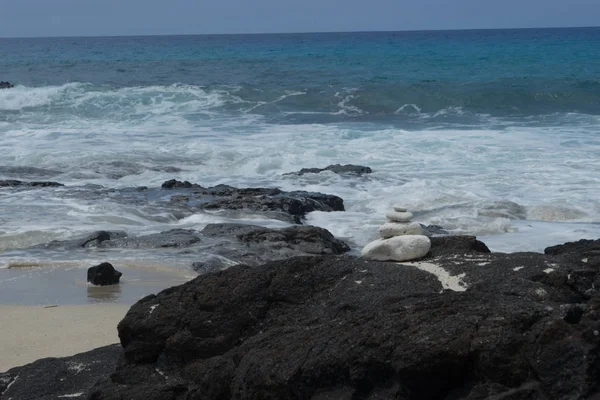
left=361, top=205, right=431, bottom=262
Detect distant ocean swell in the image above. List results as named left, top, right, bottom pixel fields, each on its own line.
left=1, top=80, right=600, bottom=125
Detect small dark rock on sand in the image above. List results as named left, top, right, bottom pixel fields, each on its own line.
left=87, top=262, right=122, bottom=286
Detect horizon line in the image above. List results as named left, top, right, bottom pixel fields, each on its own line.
left=0, top=24, right=598, bottom=40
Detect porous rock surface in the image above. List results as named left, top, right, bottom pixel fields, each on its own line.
left=0, top=345, right=121, bottom=399
left=83, top=236, right=600, bottom=400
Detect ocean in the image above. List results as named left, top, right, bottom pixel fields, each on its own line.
left=1, top=28, right=599, bottom=272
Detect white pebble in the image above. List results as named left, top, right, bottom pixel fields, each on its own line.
left=361, top=235, right=431, bottom=262
left=385, top=211, right=413, bottom=222
left=392, top=204, right=408, bottom=212
left=378, top=222, right=424, bottom=238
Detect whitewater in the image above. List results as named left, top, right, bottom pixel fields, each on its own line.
left=0, top=29, right=599, bottom=269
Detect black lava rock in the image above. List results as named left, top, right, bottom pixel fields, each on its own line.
left=161, top=179, right=202, bottom=189
left=196, top=223, right=350, bottom=266
left=285, top=164, right=373, bottom=176
left=87, top=262, right=122, bottom=286
left=0, top=180, right=64, bottom=188
left=10, top=235, right=600, bottom=400
left=88, top=236, right=600, bottom=400
left=0, top=345, right=121, bottom=399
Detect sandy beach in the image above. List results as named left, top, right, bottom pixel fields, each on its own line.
left=0, top=304, right=129, bottom=372
left=0, top=264, right=192, bottom=372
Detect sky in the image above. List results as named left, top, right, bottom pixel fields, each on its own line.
left=0, top=0, right=599, bottom=38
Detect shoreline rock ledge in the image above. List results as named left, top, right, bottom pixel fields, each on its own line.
left=362, top=205, right=431, bottom=262
left=3, top=237, right=600, bottom=399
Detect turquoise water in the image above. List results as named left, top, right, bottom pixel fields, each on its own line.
left=2, top=28, right=600, bottom=124
left=0, top=28, right=599, bottom=260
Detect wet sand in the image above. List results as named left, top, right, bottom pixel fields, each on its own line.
left=0, top=264, right=194, bottom=372
left=0, top=263, right=193, bottom=305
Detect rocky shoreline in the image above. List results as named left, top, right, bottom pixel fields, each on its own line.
left=2, top=236, right=600, bottom=399
left=2, top=174, right=600, bottom=399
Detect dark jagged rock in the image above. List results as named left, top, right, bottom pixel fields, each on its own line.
left=420, top=223, right=449, bottom=236
left=426, top=235, right=491, bottom=258
left=0, top=179, right=64, bottom=188
left=36, top=230, right=128, bottom=250
left=545, top=238, right=600, bottom=268
left=191, top=256, right=235, bottom=274
left=87, top=262, right=122, bottom=286
left=75, top=181, right=344, bottom=225
left=196, top=185, right=283, bottom=197
left=80, top=231, right=128, bottom=248
left=0, top=345, right=121, bottom=399
left=89, top=235, right=600, bottom=400
left=0, top=81, right=14, bottom=89
left=37, top=229, right=200, bottom=250
left=161, top=179, right=202, bottom=189
left=199, top=190, right=344, bottom=224
left=29, top=225, right=348, bottom=270
left=284, top=164, right=373, bottom=176
left=100, top=229, right=202, bottom=249
left=544, top=238, right=600, bottom=256
left=198, top=223, right=350, bottom=266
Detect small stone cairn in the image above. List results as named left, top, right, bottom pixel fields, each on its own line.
left=361, top=205, right=431, bottom=262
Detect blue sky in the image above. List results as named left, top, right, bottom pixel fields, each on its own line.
left=1, top=0, right=598, bottom=37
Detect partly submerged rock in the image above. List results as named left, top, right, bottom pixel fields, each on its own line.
left=30, top=224, right=349, bottom=270
left=161, top=179, right=202, bottom=189
left=37, top=229, right=200, bottom=251
left=98, top=229, right=202, bottom=249
left=87, top=262, right=122, bottom=286
left=0, top=345, right=121, bottom=399
left=160, top=180, right=345, bottom=224
left=0, top=166, right=62, bottom=179
left=0, top=180, right=64, bottom=188
left=35, top=230, right=128, bottom=250
left=198, top=223, right=351, bottom=266
left=284, top=164, right=373, bottom=176
left=0, top=81, right=14, bottom=89
left=362, top=234, right=431, bottom=261
left=199, top=190, right=344, bottom=224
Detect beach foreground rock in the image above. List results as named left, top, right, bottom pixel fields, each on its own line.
left=78, top=236, right=600, bottom=400
left=0, top=345, right=120, bottom=399
left=6, top=236, right=600, bottom=399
